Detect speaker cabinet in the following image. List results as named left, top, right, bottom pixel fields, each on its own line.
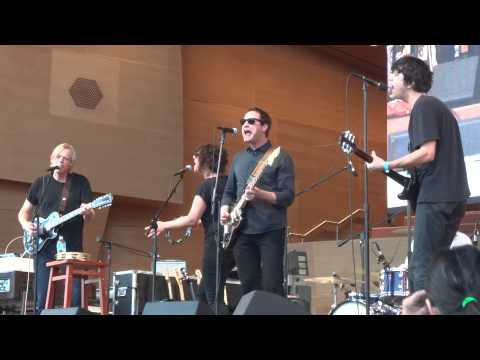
left=40, top=307, right=95, bottom=315
left=233, top=290, right=310, bottom=315
left=142, top=301, right=214, bottom=315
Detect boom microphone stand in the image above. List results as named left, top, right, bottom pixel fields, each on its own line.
left=289, top=161, right=357, bottom=296
left=360, top=78, right=372, bottom=315
left=146, top=173, right=187, bottom=302
left=97, top=236, right=151, bottom=312
left=31, top=169, right=54, bottom=314
left=351, top=72, right=387, bottom=315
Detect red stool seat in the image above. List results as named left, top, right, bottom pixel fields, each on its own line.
left=45, top=259, right=108, bottom=315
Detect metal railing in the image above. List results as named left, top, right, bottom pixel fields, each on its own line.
left=288, top=208, right=364, bottom=243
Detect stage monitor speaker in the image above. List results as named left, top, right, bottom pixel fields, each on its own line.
left=429, top=55, right=480, bottom=108
left=40, top=307, right=95, bottom=315
left=233, top=290, right=310, bottom=315
left=142, top=301, right=214, bottom=315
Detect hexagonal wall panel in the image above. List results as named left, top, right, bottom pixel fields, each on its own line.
left=68, top=77, right=103, bottom=109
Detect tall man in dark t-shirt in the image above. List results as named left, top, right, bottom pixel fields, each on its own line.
left=368, top=56, right=470, bottom=292
left=18, top=143, right=95, bottom=314
left=220, top=107, right=295, bottom=297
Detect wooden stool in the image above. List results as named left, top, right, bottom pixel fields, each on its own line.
left=45, top=259, right=108, bottom=315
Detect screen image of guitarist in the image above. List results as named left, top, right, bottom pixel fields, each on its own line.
left=17, top=143, right=100, bottom=314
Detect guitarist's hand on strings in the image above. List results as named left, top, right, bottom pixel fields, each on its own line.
left=244, top=184, right=257, bottom=201
left=366, top=151, right=386, bottom=172
left=80, top=203, right=95, bottom=222
left=22, top=221, right=37, bottom=236
left=220, top=205, right=231, bottom=225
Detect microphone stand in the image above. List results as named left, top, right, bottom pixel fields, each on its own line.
left=291, top=161, right=357, bottom=297
left=360, top=78, right=371, bottom=315
left=212, top=130, right=227, bottom=315
left=97, top=237, right=151, bottom=313
left=31, top=172, right=53, bottom=315
left=295, top=161, right=356, bottom=199
left=146, top=174, right=186, bottom=302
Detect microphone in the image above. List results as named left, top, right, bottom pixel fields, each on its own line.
left=217, top=127, right=238, bottom=135
left=174, top=165, right=193, bottom=176
left=347, top=160, right=358, bottom=177
left=352, top=72, right=388, bottom=91
left=46, top=165, right=60, bottom=172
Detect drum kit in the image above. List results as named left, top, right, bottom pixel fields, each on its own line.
left=305, top=266, right=408, bottom=315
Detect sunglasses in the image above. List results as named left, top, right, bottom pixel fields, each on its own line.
left=240, top=118, right=263, bottom=126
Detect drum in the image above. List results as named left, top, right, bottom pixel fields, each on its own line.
left=330, top=292, right=380, bottom=315
left=379, top=268, right=409, bottom=302
left=330, top=298, right=401, bottom=315
left=330, top=299, right=368, bottom=315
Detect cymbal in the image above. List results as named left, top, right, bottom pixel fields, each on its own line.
left=303, top=276, right=354, bottom=284
left=303, top=273, right=381, bottom=285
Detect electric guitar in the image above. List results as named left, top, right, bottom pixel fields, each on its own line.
left=222, top=147, right=282, bottom=249
left=339, top=130, right=418, bottom=209
left=22, top=193, right=114, bottom=255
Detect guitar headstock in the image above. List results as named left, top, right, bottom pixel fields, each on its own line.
left=180, top=267, right=188, bottom=280
left=91, top=193, right=113, bottom=210
left=339, top=130, right=356, bottom=155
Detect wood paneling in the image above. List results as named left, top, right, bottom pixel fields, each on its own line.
left=0, top=45, right=389, bottom=314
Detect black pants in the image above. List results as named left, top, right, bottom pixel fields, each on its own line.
left=35, top=242, right=81, bottom=314
left=197, top=237, right=236, bottom=308
left=409, top=201, right=466, bottom=292
left=233, top=228, right=285, bottom=296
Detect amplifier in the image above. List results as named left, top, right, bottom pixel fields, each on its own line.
left=287, top=274, right=312, bottom=313
left=112, top=270, right=170, bottom=315
left=156, top=259, right=187, bottom=275
left=287, top=250, right=309, bottom=276
left=0, top=271, right=34, bottom=301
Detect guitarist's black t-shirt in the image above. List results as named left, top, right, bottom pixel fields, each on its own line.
left=196, top=175, right=228, bottom=241
left=409, top=95, right=470, bottom=203
left=26, top=173, right=93, bottom=252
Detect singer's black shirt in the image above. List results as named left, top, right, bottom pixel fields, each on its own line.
left=409, top=95, right=470, bottom=203
left=221, top=141, right=295, bottom=234
left=26, top=173, right=93, bottom=252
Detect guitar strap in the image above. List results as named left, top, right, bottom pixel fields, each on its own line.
left=250, top=146, right=276, bottom=179
left=58, top=174, right=72, bottom=216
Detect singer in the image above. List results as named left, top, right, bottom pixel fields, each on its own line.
left=146, top=144, right=236, bottom=312
left=17, top=143, right=95, bottom=314
left=220, top=107, right=295, bottom=297
left=367, top=56, right=470, bottom=292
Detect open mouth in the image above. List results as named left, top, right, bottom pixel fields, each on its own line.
left=243, top=129, right=252, bottom=136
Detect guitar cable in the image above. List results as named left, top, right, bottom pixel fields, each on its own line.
left=3, top=235, right=23, bottom=254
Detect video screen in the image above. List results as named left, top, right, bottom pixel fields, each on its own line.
left=386, top=45, right=480, bottom=210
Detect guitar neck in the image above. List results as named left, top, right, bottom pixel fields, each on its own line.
left=353, top=147, right=373, bottom=163
left=47, top=208, right=82, bottom=231
left=352, top=148, right=410, bottom=187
